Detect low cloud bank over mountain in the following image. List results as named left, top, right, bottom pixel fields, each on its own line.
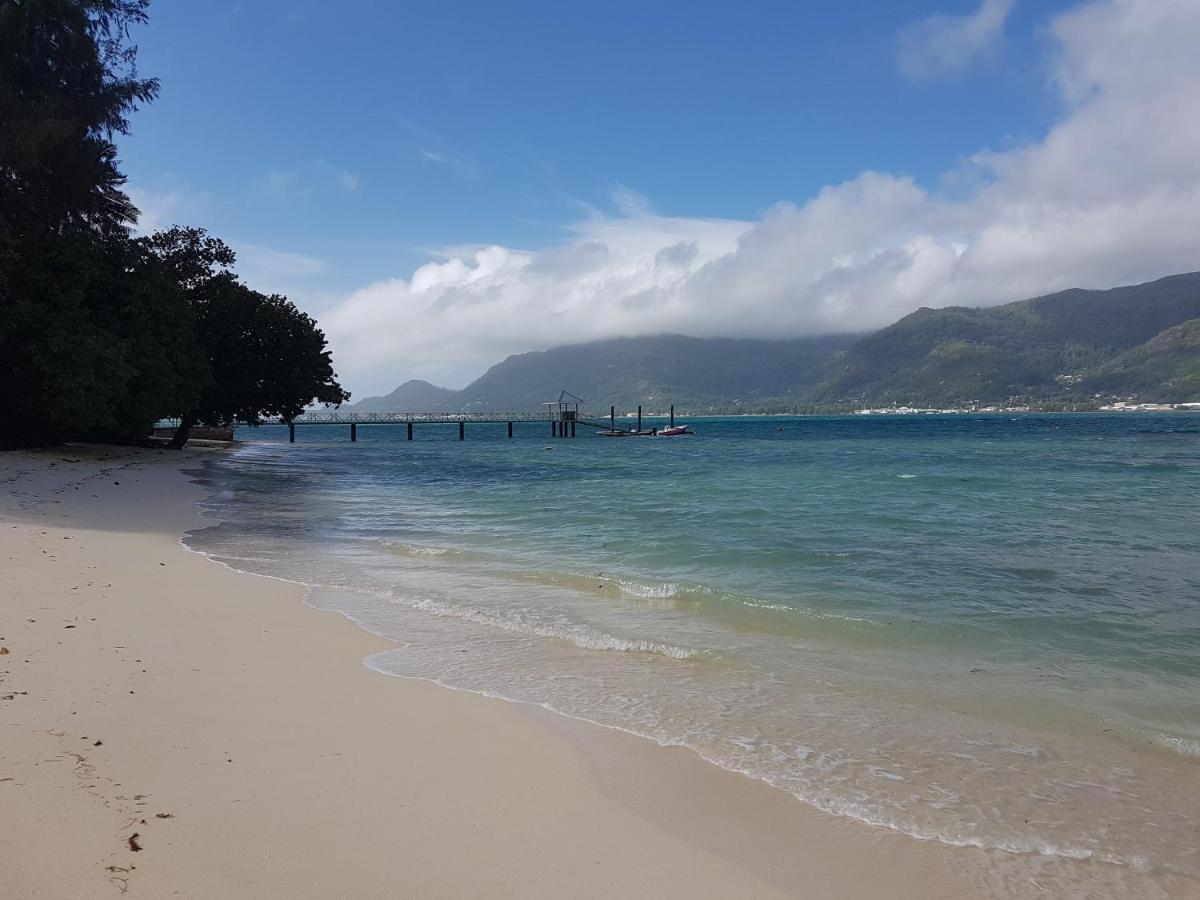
left=323, top=0, right=1200, bottom=392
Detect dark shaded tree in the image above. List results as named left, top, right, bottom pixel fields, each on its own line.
left=1, top=0, right=166, bottom=444
left=3, top=228, right=203, bottom=443
left=140, top=226, right=348, bottom=447
left=1, top=4, right=351, bottom=448
left=141, top=225, right=235, bottom=290
left=0, top=0, right=157, bottom=234
left=106, top=236, right=208, bottom=436
left=169, top=275, right=349, bottom=447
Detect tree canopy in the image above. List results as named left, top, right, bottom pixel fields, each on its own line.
left=190, top=280, right=349, bottom=426
left=1, top=1, right=348, bottom=447
left=0, top=0, right=157, bottom=233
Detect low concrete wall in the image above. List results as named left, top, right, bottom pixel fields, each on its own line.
left=153, top=426, right=235, bottom=441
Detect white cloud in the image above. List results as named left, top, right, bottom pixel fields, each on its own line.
left=239, top=245, right=326, bottom=279
left=611, top=184, right=653, bottom=217
left=126, top=182, right=333, bottom=312
left=126, top=183, right=325, bottom=275
left=417, top=145, right=479, bottom=177
left=321, top=0, right=1200, bottom=394
left=263, top=161, right=359, bottom=197
left=897, top=0, right=1014, bottom=80
left=397, top=115, right=479, bottom=177
left=126, top=184, right=212, bottom=235
left=322, top=215, right=749, bottom=388
left=229, top=244, right=333, bottom=314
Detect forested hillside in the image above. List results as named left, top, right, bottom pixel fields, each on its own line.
left=350, top=334, right=856, bottom=413
left=811, top=273, right=1200, bottom=406
left=352, top=273, right=1200, bottom=413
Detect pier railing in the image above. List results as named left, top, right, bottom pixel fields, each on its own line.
left=267, top=411, right=557, bottom=442
left=274, top=411, right=550, bottom=425
left=158, top=403, right=678, bottom=442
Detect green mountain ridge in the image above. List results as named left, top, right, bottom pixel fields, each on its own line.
left=1082, top=319, right=1200, bottom=402
left=458, top=334, right=856, bottom=411
left=348, top=273, right=1200, bottom=413
left=349, top=379, right=459, bottom=413
left=816, top=272, right=1200, bottom=406
left=349, top=334, right=857, bottom=413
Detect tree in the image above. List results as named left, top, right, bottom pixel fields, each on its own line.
left=133, top=225, right=345, bottom=447
left=1, top=4, right=351, bottom=448
left=0, top=0, right=158, bottom=234
left=105, top=236, right=208, bottom=437
left=168, top=276, right=349, bottom=447
left=3, top=227, right=203, bottom=444
left=141, top=224, right=236, bottom=289
left=139, top=226, right=348, bottom=447
left=1, top=0, right=164, bottom=445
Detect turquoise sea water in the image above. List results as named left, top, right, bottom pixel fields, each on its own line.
left=186, top=413, right=1200, bottom=883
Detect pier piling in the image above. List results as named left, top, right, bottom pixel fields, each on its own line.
left=273, top=401, right=678, bottom=442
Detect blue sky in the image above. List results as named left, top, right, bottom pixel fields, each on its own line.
left=120, top=1, right=1200, bottom=393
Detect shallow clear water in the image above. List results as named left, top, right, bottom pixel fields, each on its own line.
left=186, top=413, right=1200, bottom=879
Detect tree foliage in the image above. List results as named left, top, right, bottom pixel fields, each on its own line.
left=1082, top=319, right=1200, bottom=402
left=139, top=227, right=348, bottom=446
left=0, top=0, right=158, bottom=233
left=1, top=2, right=348, bottom=447
left=1, top=0, right=170, bottom=444
left=189, top=278, right=349, bottom=425
left=3, top=228, right=203, bottom=442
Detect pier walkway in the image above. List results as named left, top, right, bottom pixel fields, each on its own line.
left=270, top=404, right=676, bottom=441
left=273, top=411, right=546, bottom=442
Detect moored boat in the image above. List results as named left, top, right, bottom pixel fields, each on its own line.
left=658, top=424, right=693, bottom=436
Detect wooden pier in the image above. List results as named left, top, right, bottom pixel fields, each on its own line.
left=276, top=411, right=542, bottom=442
left=271, top=402, right=678, bottom=443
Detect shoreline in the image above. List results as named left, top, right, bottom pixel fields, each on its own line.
left=2, top=445, right=1194, bottom=898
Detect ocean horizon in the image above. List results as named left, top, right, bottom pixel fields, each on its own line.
left=185, top=412, right=1200, bottom=884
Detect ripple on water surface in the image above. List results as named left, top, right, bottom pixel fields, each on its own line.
left=186, top=415, right=1200, bottom=885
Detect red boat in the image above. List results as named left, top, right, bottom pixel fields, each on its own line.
left=658, top=424, right=693, bottom=436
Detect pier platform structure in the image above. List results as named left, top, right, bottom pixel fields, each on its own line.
left=277, top=411, right=545, bottom=442
left=231, top=392, right=680, bottom=442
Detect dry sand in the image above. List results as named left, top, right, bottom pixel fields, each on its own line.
left=0, top=445, right=1186, bottom=898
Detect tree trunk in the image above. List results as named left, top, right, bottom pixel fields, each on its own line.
left=169, top=413, right=195, bottom=449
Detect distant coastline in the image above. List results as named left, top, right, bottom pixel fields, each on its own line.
left=851, top=401, right=1200, bottom=415
left=536, top=403, right=1200, bottom=418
